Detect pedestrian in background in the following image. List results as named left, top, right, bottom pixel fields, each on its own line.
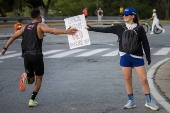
left=40, top=12, right=45, bottom=24
left=86, top=7, right=159, bottom=111
left=119, top=6, right=124, bottom=19
left=14, top=19, right=24, bottom=33
left=149, top=9, right=165, bottom=34
left=17, top=9, right=21, bottom=17
left=97, top=7, right=103, bottom=23
left=1, top=8, right=77, bottom=107
left=82, top=7, right=88, bottom=22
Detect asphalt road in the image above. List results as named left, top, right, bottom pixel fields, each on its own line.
left=0, top=25, right=170, bottom=113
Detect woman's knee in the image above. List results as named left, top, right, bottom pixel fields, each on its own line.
left=124, top=77, right=132, bottom=84
left=140, top=77, right=148, bottom=85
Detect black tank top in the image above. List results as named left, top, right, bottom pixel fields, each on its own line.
left=21, top=22, right=43, bottom=53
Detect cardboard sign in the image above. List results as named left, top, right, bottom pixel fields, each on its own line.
left=64, top=14, right=91, bottom=49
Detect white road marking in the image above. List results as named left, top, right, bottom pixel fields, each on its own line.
left=76, top=49, right=109, bottom=57
left=43, top=50, right=64, bottom=55
left=5, top=51, right=16, bottom=54
left=0, top=53, right=22, bottom=59
left=153, top=47, right=170, bottom=55
left=0, top=47, right=170, bottom=59
left=102, top=49, right=119, bottom=56
left=46, top=49, right=86, bottom=58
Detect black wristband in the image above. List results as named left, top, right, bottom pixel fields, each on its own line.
left=3, top=47, right=7, bottom=50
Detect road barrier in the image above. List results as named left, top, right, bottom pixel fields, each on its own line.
left=0, top=16, right=121, bottom=23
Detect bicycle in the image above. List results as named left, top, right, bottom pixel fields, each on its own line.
left=141, top=19, right=163, bottom=34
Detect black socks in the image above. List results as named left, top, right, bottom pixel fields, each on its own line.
left=31, top=91, right=38, bottom=100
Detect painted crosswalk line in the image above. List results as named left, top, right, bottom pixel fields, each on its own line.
left=153, top=47, right=170, bottom=55
left=102, top=49, right=119, bottom=56
left=5, top=51, right=16, bottom=54
left=0, top=52, right=22, bottom=59
left=76, top=49, right=109, bottom=57
left=46, top=49, right=86, bottom=58
left=43, top=50, right=64, bottom=55
left=0, top=47, right=170, bottom=60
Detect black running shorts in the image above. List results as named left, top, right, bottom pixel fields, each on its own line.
left=24, top=54, right=44, bottom=77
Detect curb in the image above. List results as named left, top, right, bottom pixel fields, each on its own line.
left=147, top=58, right=170, bottom=112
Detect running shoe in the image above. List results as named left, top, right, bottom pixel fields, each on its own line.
left=150, top=32, right=154, bottom=34
left=145, top=100, right=159, bottom=110
left=124, top=100, right=136, bottom=109
left=29, top=99, right=38, bottom=107
left=162, top=29, right=165, bottom=33
left=18, top=73, right=27, bottom=92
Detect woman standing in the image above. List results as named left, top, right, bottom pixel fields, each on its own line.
left=87, top=7, right=159, bottom=111
left=97, top=7, right=103, bottom=23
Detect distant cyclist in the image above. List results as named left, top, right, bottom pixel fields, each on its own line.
left=148, top=9, right=165, bottom=34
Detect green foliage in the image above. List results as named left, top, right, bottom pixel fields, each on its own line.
left=6, top=12, right=15, bottom=17
left=0, top=0, right=14, bottom=14
left=0, top=0, right=168, bottom=19
left=52, top=0, right=102, bottom=16
left=22, top=6, right=32, bottom=16
left=101, top=0, right=166, bottom=19
left=27, top=0, right=44, bottom=8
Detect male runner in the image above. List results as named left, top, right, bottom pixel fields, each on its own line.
left=1, top=8, right=77, bottom=107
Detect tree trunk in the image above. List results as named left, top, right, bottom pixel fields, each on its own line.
left=162, top=0, right=170, bottom=20
left=165, top=6, right=169, bottom=19
left=42, top=0, right=51, bottom=17
left=166, top=0, right=169, bottom=19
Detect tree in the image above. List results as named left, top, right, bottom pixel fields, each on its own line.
left=42, top=0, right=53, bottom=16
left=0, top=0, right=14, bottom=16
left=24, top=0, right=52, bottom=16
left=161, top=0, right=170, bottom=19
left=53, top=0, right=102, bottom=16
left=27, top=0, right=44, bottom=8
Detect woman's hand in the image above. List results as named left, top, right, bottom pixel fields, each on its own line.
left=147, top=59, right=151, bottom=65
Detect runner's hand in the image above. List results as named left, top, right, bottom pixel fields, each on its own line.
left=66, top=27, right=77, bottom=35
left=1, top=49, right=6, bottom=55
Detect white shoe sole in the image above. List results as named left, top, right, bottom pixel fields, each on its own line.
left=145, top=104, right=159, bottom=110
left=124, top=104, right=136, bottom=109
left=28, top=104, right=38, bottom=107
left=29, top=103, right=38, bottom=107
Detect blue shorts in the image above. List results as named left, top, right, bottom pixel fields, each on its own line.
left=120, top=54, right=144, bottom=67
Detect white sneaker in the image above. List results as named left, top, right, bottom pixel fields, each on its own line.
left=162, top=29, right=165, bottom=33
left=124, top=100, right=136, bottom=109
left=29, top=99, right=38, bottom=107
left=150, top=32, right=154, bottom=34
left=145, top=100, right=159, bottom=110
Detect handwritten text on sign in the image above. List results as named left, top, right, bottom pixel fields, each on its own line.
left=64, top=14, right=91, bottom=49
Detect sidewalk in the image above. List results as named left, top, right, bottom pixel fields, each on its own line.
left=154, top=59, right=170, bottom=103
left=147, top=58, right=170, bottom=112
